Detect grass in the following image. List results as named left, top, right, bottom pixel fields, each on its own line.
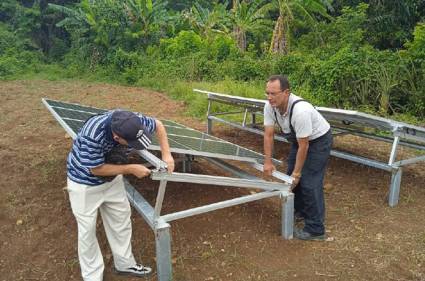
left=2, top=61, right=424, bottom=125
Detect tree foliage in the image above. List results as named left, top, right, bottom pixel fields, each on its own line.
left=1, top=0, right=424, bottom=119
left=231, top=0, right=272, bottom=51
left=269, top=0, right=333, bottom=54
left=184, top=1, right=230, bottom=40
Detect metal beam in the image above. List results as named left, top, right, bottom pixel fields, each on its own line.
left=148, top=142, right=261, bottom=164
left=151, top=171, right=289, bottom=191
left=332, top=126, right=425, bottom=151
left=388, top=136, right=400, bottom=165
left=124, top=178, right=155, bottom=229
left=393, top=154, right=425, bottom=167
left=160, top=190, right=283, bottom=222
left=211, top=110, right=248, bottom=116
left=389, top=168, right=402, bottom=207
left=330, top=150, right=393, bottom=171
left=154, top=180, right=168, bottom=218
left=251, top=163, right=293, bottom=184
left=155, top=220, right=172, bottom=281
left=282, top=193, right=294, bottom=239
left=137, top=149, right=167, bottom=170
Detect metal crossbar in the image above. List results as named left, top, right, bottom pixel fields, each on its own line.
left=150, top=171, right=289, bottom=191
left=160, top=190, right=283, bottom=222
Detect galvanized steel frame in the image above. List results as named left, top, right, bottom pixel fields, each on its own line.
left=134, top=152, right=293, bottom=281
left=193, top=89, right=425, bottom=207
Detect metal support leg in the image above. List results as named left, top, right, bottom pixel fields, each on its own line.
left=207, top=118, right=212, bottom=134
left=389, top=168, right=402, bottom=207
left=387, top=135, right=401, bottom=207
left=182, top=156, right=187, bottom=173
left=182, top=154, right=193, bottom=173
left=184, top=155, right=193, bottom=172
left=155, top=221, right=172, bottom=281
left=242, top=108, right=248, bottom=127
left=154, top=180, right=168, bottom=218
left=388, top=136, right=400, bottom=165
left=281, top=192, right=294, bottom=239
left=207, top=101, right=212, bottom=134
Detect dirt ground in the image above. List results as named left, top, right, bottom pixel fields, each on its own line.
left=0, top=80, right=424, bottom=281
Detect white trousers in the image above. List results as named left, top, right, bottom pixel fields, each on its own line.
left=67, top=175, right=136, bottom=281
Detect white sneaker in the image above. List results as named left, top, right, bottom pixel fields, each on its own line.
left=114, top=263, right=153, bottom=277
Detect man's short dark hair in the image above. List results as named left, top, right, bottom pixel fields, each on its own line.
left=267, top=75, right=290, bottom=91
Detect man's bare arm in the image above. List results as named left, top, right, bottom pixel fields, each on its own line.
left=263, top=126, right=275, bottom=176
left=91, top=163, right=151, bottom=178
left=155, top=119, right=175, bottom=173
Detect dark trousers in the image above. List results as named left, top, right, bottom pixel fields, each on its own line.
left=287, top=130, right=333, bottom=235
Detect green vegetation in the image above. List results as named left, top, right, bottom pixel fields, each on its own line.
left=1, top=0, right=424, bottom=123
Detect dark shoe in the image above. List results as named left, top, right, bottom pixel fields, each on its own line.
left=294, top=228, right=325, bottom=241
left=114, top=263, right=152, bottom=277
left=294, top=212, right=304, bottom=222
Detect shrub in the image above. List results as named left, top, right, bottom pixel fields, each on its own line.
left=160, top=30, right=204, bottom=58
left=208, top=34, right=239, bottom=62
left=309, top=46, right=379, bottom=107
left=231, top=56, right=268, bottom=81
left=406, top=22, right=425, bottom=63
left=0, top=23, right=17, bottom=54
left=107, top=48, right=143, bottom=72
left=0, top=55, right=19, bottom=77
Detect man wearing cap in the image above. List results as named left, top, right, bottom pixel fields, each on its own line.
left=66, top=109, right=174, bottom=281
left=263, top=75, right=332, bottom=241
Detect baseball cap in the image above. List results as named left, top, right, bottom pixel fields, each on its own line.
left=111, top=110, right=152, bottom=150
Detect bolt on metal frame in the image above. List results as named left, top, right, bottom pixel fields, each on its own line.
left=193, top=89, right=425, bottom=207
left=42, top=98, right=295, bottom=281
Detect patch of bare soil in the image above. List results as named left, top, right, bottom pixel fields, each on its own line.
left=0, top=80, right=424, bottom=281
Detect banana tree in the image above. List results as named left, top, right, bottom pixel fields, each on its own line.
left=48, top=0, right=126, bottom=49
left=184, top=1, right=230, bottom=41
left=269, top=0, right=333, bottom=54
left=124, top=0, right=170, bottom=47
left=231, top=0, right=273, bottom=52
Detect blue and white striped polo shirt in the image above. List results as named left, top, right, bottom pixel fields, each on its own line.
left=67, top=111, right=156, bottom=186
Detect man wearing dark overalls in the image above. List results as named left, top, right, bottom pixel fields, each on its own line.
left=263, top=75, right=333, bottom=240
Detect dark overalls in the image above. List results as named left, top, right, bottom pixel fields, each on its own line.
left=274, top=100, right=333, bottom=235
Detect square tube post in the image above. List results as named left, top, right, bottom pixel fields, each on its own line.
left=251, top=112, right=256, bottom=127
left=389, top=168, right=402, bottom=207
left=184, top=154, right=193, bottom=173
left=388, top=136, right=400, bottom=165
left=155, top=220, right=172, bottom=281
left=207, top=100, right=212, bottom=134
left=242, top=108, right=248, bottom=127
left=282, top=192, right=294, bottom=239
left=388, top=135, right=401, bottom=207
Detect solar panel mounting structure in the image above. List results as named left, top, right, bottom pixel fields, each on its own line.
left=194, top=88, right=425, bottom=207
left=42, top=98, right=294, bottom=281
